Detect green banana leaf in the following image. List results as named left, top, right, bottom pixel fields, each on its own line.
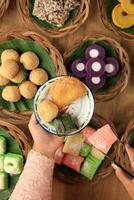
left=0, top=38, right=56, bottom=111
left=65, top=39, right=122, bottom=93
left=0, top=128, right=23, bottom=200
left=29, top=0, right=80, bottom=30
left=104, top=0, right=134, bottom=34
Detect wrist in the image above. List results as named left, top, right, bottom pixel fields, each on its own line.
left=33, top=143, right=55, bottom=158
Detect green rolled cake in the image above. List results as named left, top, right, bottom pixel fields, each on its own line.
left=0, top=155, right=4, bottom=172
left=80, top=154, right=102, bottom=180
left=0, top=172, right=8, bottom=190
left=80, top=143, right=92, bottom=157
left=0, top=136, right=6, bottom=154
left=4, top=153, right=24, bottom=175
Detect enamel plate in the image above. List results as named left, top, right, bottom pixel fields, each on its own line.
left=34, top=77, right=94, bottom=136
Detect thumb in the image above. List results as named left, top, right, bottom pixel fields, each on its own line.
left=112, top=163, right=131, bottom=188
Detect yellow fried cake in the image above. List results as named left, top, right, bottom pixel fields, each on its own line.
left=49, top=77, right=87, bottom=108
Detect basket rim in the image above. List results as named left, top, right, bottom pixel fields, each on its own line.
left=55, top=113, right=118, bottom=185
left=0, top=119, right=31, bottom=158
left=17, top=0, right=90, bottom=38
left=115, top=119, right=134, bottom=171
left=0, top=29, right=66, bottom=124
left=63, top=34, right=130, bottom=102
left=97, top=0, right=134, bottom=40
left=0, top=0, right=10, bottom=18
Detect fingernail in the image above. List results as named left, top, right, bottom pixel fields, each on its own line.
left=112, top=163, right=118, bottom=170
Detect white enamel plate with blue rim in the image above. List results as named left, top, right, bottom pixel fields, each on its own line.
left=34, top=77, right=94, bottom=136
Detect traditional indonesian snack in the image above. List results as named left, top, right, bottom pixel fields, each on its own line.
left=35, top=76, right=92, bottom=135
left=4, top=153, right=24, bottom=175
left=2, top=86, right=21, bottom=102
left=0, top=155, right=4, bottom=172
left=70, top=44, right=120, bottom=90
left=112, top=2, right=134, bottom=29
left=50, top=77, right=87, bottom=108
left=20, top=51, right=39, bottom=70
left=0, top=74, right=9, bottom=86
left=11, top=70, right=24, bottom=84
left=19, top=81, right=37, bottom=99
left=87, top=124, right=118, bottom=154
left=29, top=68, right=48, bottom=85
left=63, top=134, right=85, bottom=156
left=0, top=172, right=8, bottom=190
left=0, top=136, right=24, bottom=190
left=62, top=154, right=84, bottom=173
left=0, top=60, right=20, bottom=80
left=0, top=136, right=6, bottom=154
left=81, top=127, right=96, bottom=143
left=80, top=143, right=92, bottom=157
left=54, top=124, right=117, bottom=180
left=0, top=49, right=49, bottom=102
left=32, top=0, right=79, bottom=27
left=1, top=49, right=19, bottom=63
left=37, top=99, right=59, bottom=123
left=91, top=147, right=105, bottom=160
left=80, top=155, right=102, bottom=180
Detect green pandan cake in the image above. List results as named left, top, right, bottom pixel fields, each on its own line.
left=0, top=172, right=8, bottom=190
left=80, top=143, right=92, bottom=157
left=0, top=155, right=4, bottom=172
left=80, top=154, right=102, bottom=180
left=0, top=136, right=6, bottom=154
left=4, top=153, right=24, bottom=175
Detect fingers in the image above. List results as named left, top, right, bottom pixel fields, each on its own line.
left=112, top=163, right=131, bottom=188
left=126, top=144, right=134, bottom=172
left=29, top=113, right=37, bottom=128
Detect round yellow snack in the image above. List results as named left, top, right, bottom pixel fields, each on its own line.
left=2, top=86, right=21, bottom=102
left=11, top=70, right=24, bottom=83
left=112, top=4, right=134, bottom=29
left=29, top=68, right=48, bottom=85
left=1, top=49, right=19, bottom=63
left=121, top=0, right=134, bottom=15
left=0, top=60, right=20, bottom=80
left=37, top=99, right=59, bottom=123
left=20, top=52, right=39, bottom=70
left=50, top=77, right=87, bottom=108
left=0, top=74, right=9, bottom=86
left=19, top=81, right=37, bottom=99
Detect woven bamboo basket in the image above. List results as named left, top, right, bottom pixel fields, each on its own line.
left=54, top=113, right=118, bottom=184
left=115, top=119, right=134, bottom=173
left=0, top=0, right=10, bottom=18
left=0, top=119, right=31, bottom=158
left=0, top=30, right=66, bottom=124
left=64, top=34, right=130, bottom=102
left=17, top=0, right=89, bottom=38
left=98, top=0, right=134, bottom=40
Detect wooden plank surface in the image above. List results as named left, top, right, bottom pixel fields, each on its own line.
left=0, top=0, right=134, bottom=199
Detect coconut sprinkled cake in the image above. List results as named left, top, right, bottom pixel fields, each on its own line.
left=32, top=0, right=79, bottom=27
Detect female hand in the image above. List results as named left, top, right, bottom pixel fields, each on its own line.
left=28, top=114, right=64, bottom=158
left=112, top=145, right=134, bottom=200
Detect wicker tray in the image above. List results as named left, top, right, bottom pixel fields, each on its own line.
left=0, top=30, right=66, bottom=124
left=98, top=0, right=134, bottom=40
left=115, top=119, right=134, bottom=173
left=54, top=113, right=118, bottom=185
left=0, top=0, right=10, bottom=18
left=64, top=34, right=130, bottom=102
left=0, top=119, right=31, bottom=199
left=0, top=119, right=31, bottom=158
left=17, top=0, right=89, bottom=38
